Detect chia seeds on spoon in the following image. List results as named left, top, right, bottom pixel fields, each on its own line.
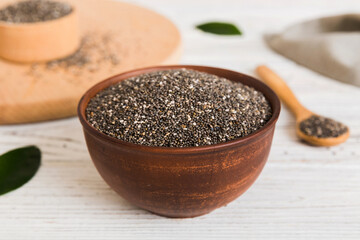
left=299, top=115, right=348, bottom=138
left=86, top=69, right=273, bottom=147
left=0, top=0, right=72, bottom=23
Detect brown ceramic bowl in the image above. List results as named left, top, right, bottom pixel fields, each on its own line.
left=78, top=65, right=280, bottom=218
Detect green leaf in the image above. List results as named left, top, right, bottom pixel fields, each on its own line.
left=196, top=22, right=242, bottom=35
left=0, top=146, right=41, bottom=196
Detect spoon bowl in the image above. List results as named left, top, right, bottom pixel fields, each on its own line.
left=296, top=120, right=350, bottom=146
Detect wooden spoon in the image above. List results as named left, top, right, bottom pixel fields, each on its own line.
left=256, top=65, right=349, bottom=146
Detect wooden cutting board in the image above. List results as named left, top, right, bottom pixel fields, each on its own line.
left=0, top=0, right=181, bottom=124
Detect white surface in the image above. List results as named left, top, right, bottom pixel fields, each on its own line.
left=1, top=0, right=360, bottom=239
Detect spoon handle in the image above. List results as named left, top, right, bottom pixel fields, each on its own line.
left=256, top=65, right=310, bottom=119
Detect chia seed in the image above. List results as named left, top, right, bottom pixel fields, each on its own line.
left=299, top=115, right=348, bottom=138
left=29, top=33, right=120, bottom=74
left=86, top=69, right=273, bottom=147
left=0, top=0, right=72, bottom=23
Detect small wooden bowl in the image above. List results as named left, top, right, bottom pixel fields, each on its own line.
left=0, top=4, right=80, bottom=63
left=78, top=65, right=281, bottom=218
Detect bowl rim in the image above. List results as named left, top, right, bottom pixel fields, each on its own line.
left=78, top=65, right=281, bottom=154
left=0, top=3, right=76, bottom=27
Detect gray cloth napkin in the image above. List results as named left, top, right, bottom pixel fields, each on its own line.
left=265, top=14, right=360, bottom=87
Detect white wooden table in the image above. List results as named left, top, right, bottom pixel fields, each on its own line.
left=1, top=0, right=360, bottom=239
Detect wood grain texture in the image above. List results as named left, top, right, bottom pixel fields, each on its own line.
left=1, top=0, right=360, bottom=239
left=0, top=0, right=181, bottom=124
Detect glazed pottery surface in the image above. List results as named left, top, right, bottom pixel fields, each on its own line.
left=78, top=65, right=281, bottom=218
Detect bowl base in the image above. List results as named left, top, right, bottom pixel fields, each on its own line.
left=147, top=209, right=215, bottom=218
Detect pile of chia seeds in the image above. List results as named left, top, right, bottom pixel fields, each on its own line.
left=27, top=33, right=120, bottom=77
left=0, top=0, right=72, bottom=23
left=86, top=69, right=272, bottom=147
left=46, top=34, right=119, bottom=70
left=299, top=115, right=348, bottom=138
